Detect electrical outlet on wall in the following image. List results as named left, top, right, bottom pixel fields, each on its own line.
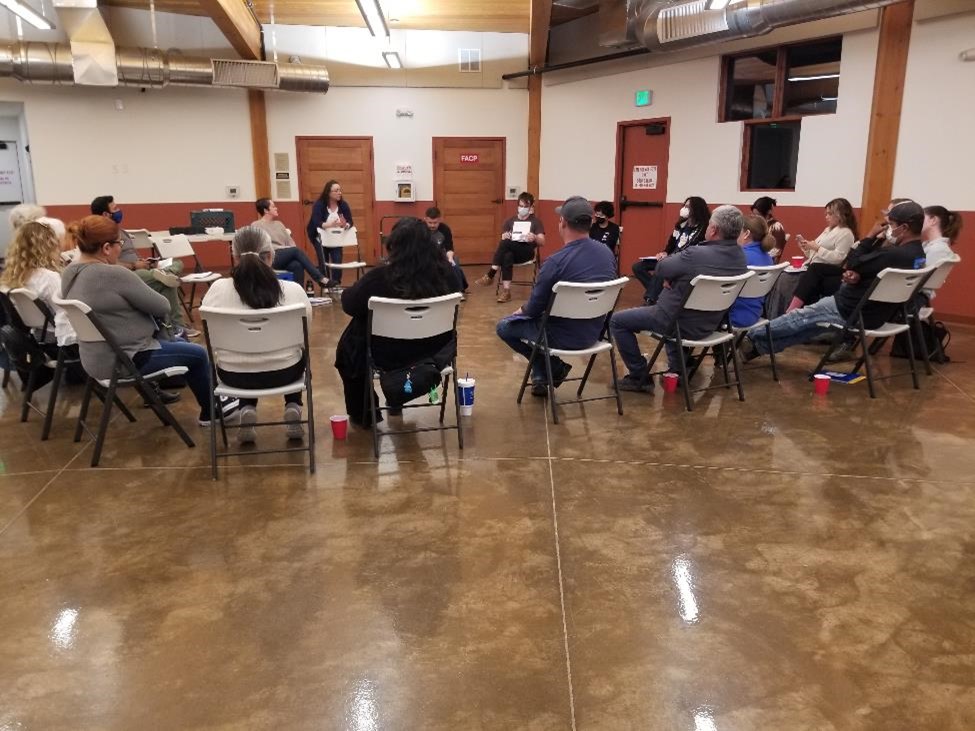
left=506, top=186, right=521, bottom=199
left=226, top=185, right=240, bottom=199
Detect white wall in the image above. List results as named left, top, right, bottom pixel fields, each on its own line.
left=265, top=85, right=528, bottom=202
left=540, top=28, right=879, bottom=207
left=892, top=12, right=975, bottom=211
left=0, top=81, right=253, bottom=205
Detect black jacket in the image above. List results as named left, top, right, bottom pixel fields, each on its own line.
left=834, top=238, right=927, bottom=327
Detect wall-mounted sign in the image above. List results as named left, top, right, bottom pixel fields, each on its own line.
left=460, top=154, right=479, bottom=164
left=634, top=89, right=653, bottom=107
left=632, top=165, right=658, bottom=190
left=395, top=163, right=414, bottom=177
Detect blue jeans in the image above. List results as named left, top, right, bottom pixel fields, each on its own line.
left=610, top=306, right=680, bottom=374
left=312, top=243, right=344, bottom=285
left=136, top=340, right=212, bottom=416
left=748, top=296, right=845, bottom=354
left=496, top=316, right=568, bottom=380
left=273, top=248, right=324, bottom=287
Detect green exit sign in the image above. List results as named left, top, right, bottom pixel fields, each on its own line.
left=635, top=89, right=653, bottom=107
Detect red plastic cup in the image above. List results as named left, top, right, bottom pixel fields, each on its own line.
left=330, top=414, right=349, bottom=440
left=790, top=256, right=806, bottom=269
left=813, top=374, right=831, bottom=395
left=662, top=373, right=679, bottom=393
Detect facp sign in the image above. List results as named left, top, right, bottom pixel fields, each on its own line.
left=460, top=154, right=479, bottom=164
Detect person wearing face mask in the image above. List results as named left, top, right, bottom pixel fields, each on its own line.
left=90, top=195, right=195, bottom=338
left=589, top=201, right=620, bottom=252
left=475, top=192, right=546, bottom=303
left=631, top=196, right=710, bottom=305
left=786, top=198, right=858, bottom=312
left=611, top=205, right=748, bottom=392
left=739, top=201, right=928, bottom=360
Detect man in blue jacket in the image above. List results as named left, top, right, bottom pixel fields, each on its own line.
left=611, top=205, right=748, bottom=392
left=496, top=196, right=618, bottom=397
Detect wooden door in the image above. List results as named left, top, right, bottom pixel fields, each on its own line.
left=296, top=137, right=377, bottom=263
left=615, top=118, right=671, bottom=262
left=433, top=137, right=505, bottom=264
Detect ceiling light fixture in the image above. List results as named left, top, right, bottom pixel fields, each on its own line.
left=354, top=0, right=389, bottom=38
left=0, top=0, right=53, bottom=30
left=788, top=73, right=840, bottom=82
left=382, top=51, right=402, bottom=69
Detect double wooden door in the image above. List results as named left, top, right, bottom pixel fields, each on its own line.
left=433, top=137, right=506, bottom=264
left=296, top=137, right=377, bottom=263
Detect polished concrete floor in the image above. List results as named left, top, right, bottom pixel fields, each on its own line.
left=2, top=281, right=974, bottom=730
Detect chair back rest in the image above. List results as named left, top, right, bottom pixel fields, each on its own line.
left=740, top=263, right=788, bottom=298
left=8, top=288, right=53, bottom=330
left=684, top=272, right=754, bottom=312
left=52, top=297, right=105, bottom=342
left=150, top=233, right=195, bottom=259
left=368, top=293, right=462, bottom=340
left=549, top=277, right=629, bottom=319
left=200, top=303, right=307, bottom=357
left=125, top=229, right=154, bottom=251
left=869, top=266, right=936, bottom=304
left=922, top=253, right=961, bottom=292
left=319, top=226, right=359, bottom=249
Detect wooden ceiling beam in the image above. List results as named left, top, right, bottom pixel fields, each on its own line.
left=198, top=0, right=263, bottom=60
left=527, top=0, right=552, bottom=197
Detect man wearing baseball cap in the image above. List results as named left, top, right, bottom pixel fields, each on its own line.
left=741, top=200, right=928, bottom=359
left=496, top=196, right=617, bottom=397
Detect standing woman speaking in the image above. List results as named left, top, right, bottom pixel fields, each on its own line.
left=306, top=180, right=354, bottom=291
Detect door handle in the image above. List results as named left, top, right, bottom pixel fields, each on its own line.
left=619, top=200, right=663, bottom=210
left=301, top=199, right=312, bottom=205
left=492, top=198, right=503, bottom=204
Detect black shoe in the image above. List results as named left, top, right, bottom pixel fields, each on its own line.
left=552, top=361, right=573, bottom=388
left=738, top=335, right=760, bottom=363
left=143, top=385, right=181, bottom=406
left=618, top=373, right=653, bottom=393
left=825, top=343, right=857, bottom=363
left=531, top=381, right=548, bottom=398
left=387, top=406, right=403, bottom=416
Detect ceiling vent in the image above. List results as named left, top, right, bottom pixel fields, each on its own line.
left=212, top=59, right=279, bottom=88
left=657, top=0, right=729, bottom=44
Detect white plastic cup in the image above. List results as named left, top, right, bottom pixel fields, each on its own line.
left=457, top=377, right=475, bottom=417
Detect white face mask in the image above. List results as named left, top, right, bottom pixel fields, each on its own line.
left=886, top=225, right=899, bottom=244
left=517, top=206, right=530, bottom=218
left=679, top=206, right=690, bottom=219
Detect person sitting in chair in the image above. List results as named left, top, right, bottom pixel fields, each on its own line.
left=253, top=197, right=331, bottom=297
left=496, top=196, right=617, bottom=397
left=334, top=218, right=460, bottom=428
left=631, top=196, right=709, bottom=305
left=474, top=192, right=545, bottom=303
left=611, top=205, right=748, bottom=392
left=590, top=201, right=621, bottom=252
left=740, top=201, right=928, bottom=360
left=424, top=206, right=468, bottom=294
left=201, top=226, right=313, bottom=444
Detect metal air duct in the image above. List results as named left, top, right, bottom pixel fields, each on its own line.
left=0, top=42, right=330, bottom=92
left=625, top=0, right=905, bottom=51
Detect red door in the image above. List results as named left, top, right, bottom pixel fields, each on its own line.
left=615, top=118, right=671, bottom=262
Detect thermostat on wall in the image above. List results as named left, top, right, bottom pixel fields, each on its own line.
left=506, top=186, right=521, bottom=199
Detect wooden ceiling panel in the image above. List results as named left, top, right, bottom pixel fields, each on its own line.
left=103, top=0, right=531, bottom=33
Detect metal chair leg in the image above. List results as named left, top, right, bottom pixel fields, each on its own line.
left=74, top=378, right=94, bottom=442
left=912, top=316, right=933, bottom=376
left=860, top=332, right=877, bottom=399
left=451, top=358, right=464, bottom=451
left=439, top=372, right=450, bottom=424
left=306, top=374, right=317, bottom=473
left=675, top=338, right=693, bottom=412
left=41, top=352, right=65, bottom=440
left=609, top=346, right=623, bottom=416
left=516, top=340, right=541, bottom=405
left=765, top=323, right=779, bottom=382
left=92, top=373, right=119, bottom=467
left=209, top=387, right=218, bottom=480
left=369, top=370, right=380, bottom=459
left=543, top=348, right=559, bottom=424
left=730, top=340, right=746, bottom=402
left=20, top=366, right=39, bottom=422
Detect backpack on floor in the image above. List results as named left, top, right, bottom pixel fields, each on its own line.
left=890, top=320, right=951, bottom=363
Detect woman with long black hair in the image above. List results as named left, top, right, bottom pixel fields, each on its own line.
left=631, top=195, right=710, bottom=304
left=335, top=217, right=460, bottom=427
left=305, top=179, right=354, bottom=289
left=201, top=225, right=312, bottom=443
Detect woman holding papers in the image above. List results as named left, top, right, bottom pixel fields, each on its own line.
left=631, top=196, right=710, bottom=305
left=305, top=179, right=354, bottom=290
left=474, top=192, right=546, bottom=303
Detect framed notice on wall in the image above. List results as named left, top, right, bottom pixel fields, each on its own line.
left=632, top=165, right=658, bottom=190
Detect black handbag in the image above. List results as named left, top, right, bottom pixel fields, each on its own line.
left=379, top=361, right=443, bottom=408
left=890, top=320, right=951, bottom=363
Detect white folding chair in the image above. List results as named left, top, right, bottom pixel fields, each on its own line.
left=643, top=272, right=754, bottom=412
left=496, top=251, right=539, bottom=295
left=367, top=293, right=463, bottom=458
left=150, top=234, right=222, bottom=318
left=199, top=303, right=315, bottom=479
left=516, top=277, right=629, bottom=424
left=732, top=263, right=790, bottom=381
left=124, top=228, right=154, bottom=254
left=53, top=296, right=195, bottom=466
left=913, top=253, right=961, bottom=372
left=6, top=287, right=84, bottom=440
left=319, top=226, right=367, bottom=285
left=811, top=266, right=936, bottom=398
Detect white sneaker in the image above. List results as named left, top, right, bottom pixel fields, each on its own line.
left=284, top=403, right=304, bottom=440
left=237, top=405, right=257, bottom=444
left=152, top=268, right=181, bottom=288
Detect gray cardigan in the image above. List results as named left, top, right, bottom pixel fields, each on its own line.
left=654, top=239, right=748, bottom=339
left=61, top=262, right=170, bottom=380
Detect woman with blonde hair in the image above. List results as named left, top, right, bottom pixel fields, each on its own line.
left=787, top=197, right=858, bottom=311
left=0, top=220, right=76, bottom=347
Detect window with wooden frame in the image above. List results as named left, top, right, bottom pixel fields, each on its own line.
left=720, top=36, right=842, bottom=122
left=741, top=119, right=801, bottom=191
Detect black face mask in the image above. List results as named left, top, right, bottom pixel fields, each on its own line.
left=594, top=216, right=607, bottom=225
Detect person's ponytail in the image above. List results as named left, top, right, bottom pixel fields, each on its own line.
left=230, top=225, right=283, bottom=309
